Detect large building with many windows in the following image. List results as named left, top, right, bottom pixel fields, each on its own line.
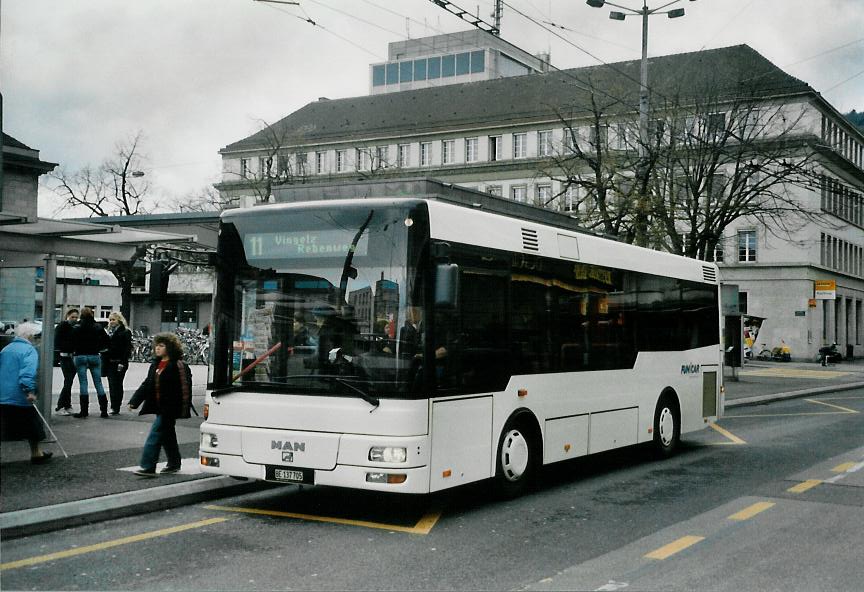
left=217, top=36, right=863, bottom=360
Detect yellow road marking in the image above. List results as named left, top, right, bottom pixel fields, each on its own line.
left=707, top=422, right=746, bottom=445
left=0, top=517, right=229, bottom=571
left=831, top=462, right=856, bottom=473
left=787, top=479, right=822, bottom=493
left=204, top=505, right=441, bottom=535
left=644, top=535, right=704, bottom=560
left=804, top=399, right=859, bottom=414
left=728, top=501, right=775, bottom=521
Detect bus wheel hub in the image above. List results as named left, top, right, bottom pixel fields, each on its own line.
left=501, top=429, right=529, bottom=481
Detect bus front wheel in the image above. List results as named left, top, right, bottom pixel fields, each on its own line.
left=653, top=394, right=680, bottom=458
left=495, top=416, right=539, bottom=498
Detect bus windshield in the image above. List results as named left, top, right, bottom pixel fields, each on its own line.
left=212, top=203, right=428, bottom=398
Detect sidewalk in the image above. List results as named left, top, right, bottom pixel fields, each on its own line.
left=2, top=360, right=863, bottom=539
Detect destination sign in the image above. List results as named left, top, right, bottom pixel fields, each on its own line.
left=245, top=230, right=368, bottom=260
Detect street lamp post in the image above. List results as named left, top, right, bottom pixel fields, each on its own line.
left=586, top=0, right=694, bottom=246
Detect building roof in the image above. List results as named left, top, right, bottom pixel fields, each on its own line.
left=222, top=44, right=812, bottom=153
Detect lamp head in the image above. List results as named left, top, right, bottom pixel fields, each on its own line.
left=586, top=0, right=605, bottom=7
left=668, top=8, right=685, bottom=18
left=609, top=11, right=626, bottom=20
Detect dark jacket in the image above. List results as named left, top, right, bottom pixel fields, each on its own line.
left=129, top=359, right=193, bottom=419
left=71, top=318, right=109, bottom=356
left=55, top=320, right=76, bottom=355
left=105, top=326, right=132, bottom=363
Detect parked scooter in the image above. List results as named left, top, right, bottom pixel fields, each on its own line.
left=817, top=343, right=843, bottom=366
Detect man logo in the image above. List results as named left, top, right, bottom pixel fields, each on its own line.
left=681, top=364, right=701, bottom=375
left=271, top=440, right=306, bottom=452
left=282, top=451, right=294, bottom=463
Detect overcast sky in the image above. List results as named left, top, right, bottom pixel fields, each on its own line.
left=3, top=0, right=862, bottom=216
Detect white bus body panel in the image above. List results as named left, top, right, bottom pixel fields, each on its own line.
left=429, top=396, right=493, bottom=491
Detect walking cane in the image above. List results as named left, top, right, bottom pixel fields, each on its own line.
left=32, top=404, right=69, bottom=459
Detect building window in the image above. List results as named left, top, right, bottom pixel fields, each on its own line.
left=372, top=64, right=385, bottom=87
left=465, top=137, right=479, bottom=163
left=737, top=230, right=757, bottom=262
left=563, top=185, right=581, bottom=214
left=442, top=140, right=455, bottom=165
left=316, top=151, right=326, bottom=174
left=240, top=158, right=249, bottom=177
left=398, top=144, right=410, bottom=168
left=100, top=306, right=113, bottom=319
left=538, top=130, right=553, bottom=157
left=420, top=142, right=432, bottom=167
left=489, top=136, right=502, bottom=162
left=511, top=185, right=528, bottom=203
left=399, top=60, right=413, bottom=83
left=375, top=146, right=389, bottom=169
left=536, top=184, right=552, bottom=208
left=259, top=156, right=270, bottom=177
left=486, top=185, right=502, bottom=197
left=513, top=133, right=527, bottom=158
left=707, top=112, right=727, bottom=140
left=295, top=153, right=307, bottom=175
left=470, top=50, right=485, bottom=73
left=386, top=63, right=398, bottom=85
left=336, top=150, right=346, bottom=173
left=713, top=243, right=724, bottom=263
left=455, top=52, right=470, bottom=76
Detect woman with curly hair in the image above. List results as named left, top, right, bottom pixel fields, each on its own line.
left=128, top=333, right=193, bottom=477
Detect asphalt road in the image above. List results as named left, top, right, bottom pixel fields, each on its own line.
left=2, top=387, right=862, bottom=591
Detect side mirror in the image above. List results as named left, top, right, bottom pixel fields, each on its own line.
left=434, top=264, right=459, bottom=309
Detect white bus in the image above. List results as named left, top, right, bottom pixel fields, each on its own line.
left=200, top=181, right=723, bottom=496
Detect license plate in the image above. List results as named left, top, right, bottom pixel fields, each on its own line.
left=274, top=468, right=304, bottom=482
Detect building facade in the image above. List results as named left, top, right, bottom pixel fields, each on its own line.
left=217, top=37, right=864, bottom=360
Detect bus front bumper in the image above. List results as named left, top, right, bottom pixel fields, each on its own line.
left=198, top=453, right=431, bottom=494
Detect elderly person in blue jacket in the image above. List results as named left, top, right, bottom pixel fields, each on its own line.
left=0, top=322, right=53, bottom=463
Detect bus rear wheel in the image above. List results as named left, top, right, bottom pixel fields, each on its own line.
left=495, top=417, right=539, bottom=498
left=653, top=394, right=680, bottom=458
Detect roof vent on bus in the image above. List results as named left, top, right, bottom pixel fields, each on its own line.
left=702, top=265, right=717, bottom=283
left=521, top=228, right=540, bottom=251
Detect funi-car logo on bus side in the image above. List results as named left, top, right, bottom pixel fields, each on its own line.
left=681, top=364, right=701, bottom=375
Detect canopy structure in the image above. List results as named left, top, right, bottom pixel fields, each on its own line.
left=0, top=216, right=194, bottom=422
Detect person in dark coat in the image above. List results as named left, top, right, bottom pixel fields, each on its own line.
left=128, top=333, right=192, bottom=477
left=71, top=307, right=110, bottom=418
left=104, top=311, right=132, bottom=415
left=54, top=308, right=79, bottom=415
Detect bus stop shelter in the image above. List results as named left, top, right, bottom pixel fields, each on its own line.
left=0, top=217, right=192, bottom=423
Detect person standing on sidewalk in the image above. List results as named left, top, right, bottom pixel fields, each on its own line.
left=0, top=322, right=53, bottom=463
left=71, top=307, right=110, bottom=418
left=104, top=312, right=132, bottom=415
left=54, top=308, right=79, bottom=416
left=129, top=333, right=193, bottom=477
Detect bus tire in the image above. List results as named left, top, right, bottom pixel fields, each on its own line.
left=494, top=414, right=540, bottom=498
left=652, top=393, right=680, bottom=459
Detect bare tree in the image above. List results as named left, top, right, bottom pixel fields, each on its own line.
left=537, top=77, right=642, bottom=241
left=48, top=132, right=161, bottom=320
left=171, top=185, right=238, bottom=212
left=227, top=119, right=312, bottom=204
left=646, top=84, right=828, bottom=260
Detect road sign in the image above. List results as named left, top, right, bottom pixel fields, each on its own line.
left=814, top=280, right=836, bottom=300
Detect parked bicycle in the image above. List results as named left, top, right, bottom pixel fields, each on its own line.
left=756, top=340, right=791, bottom=362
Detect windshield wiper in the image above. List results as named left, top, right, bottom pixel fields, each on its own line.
left=268, top=374, right=380, bottom=411
left=323, top=376, right=380, bottom=412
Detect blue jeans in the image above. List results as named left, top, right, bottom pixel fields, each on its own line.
left=73, top=355, right=107, bottom=398
left=139, top=415, right=181, bottom=471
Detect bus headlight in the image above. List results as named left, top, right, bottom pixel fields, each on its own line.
left=201, top=432, right=218, bottom=448
left=369, top=446, right=407, bottom=463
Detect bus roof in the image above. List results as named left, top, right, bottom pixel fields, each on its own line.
left=222, top=178, right=718, bottom=285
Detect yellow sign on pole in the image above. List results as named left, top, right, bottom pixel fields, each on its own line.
left=814, top=280, right=836, bottom=300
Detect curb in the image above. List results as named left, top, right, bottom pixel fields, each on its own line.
left=725, top=381, right=864, bottom=408
left=0, top=476, right=270, bottom=540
